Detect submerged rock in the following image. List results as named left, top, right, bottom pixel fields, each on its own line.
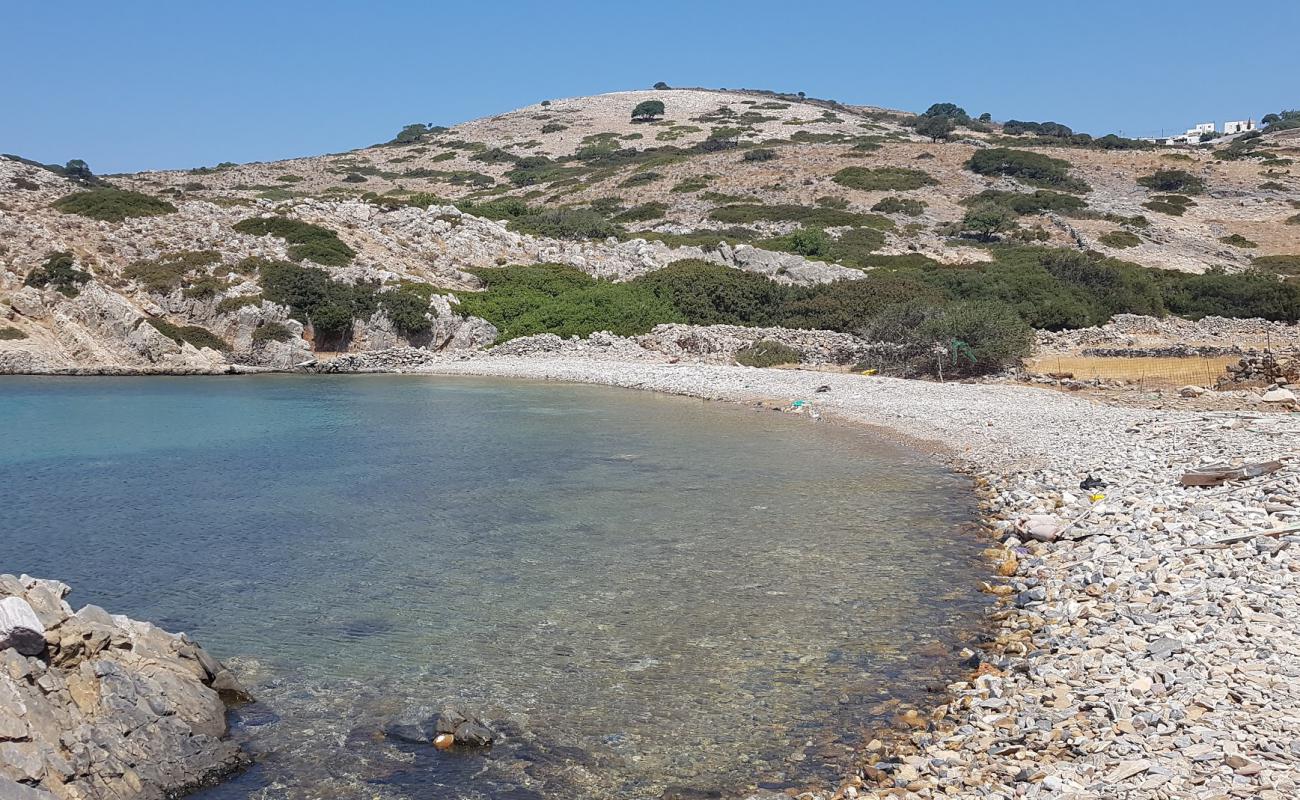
left=0, top=574, right=250, bottom=799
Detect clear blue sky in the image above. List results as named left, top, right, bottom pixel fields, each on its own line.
left=3, top=0, right=1295, bottom=174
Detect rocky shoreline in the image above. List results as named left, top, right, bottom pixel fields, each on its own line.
left=0, top=575, right=250, bottom=800
left=4, top=355, right=1299, bottom=799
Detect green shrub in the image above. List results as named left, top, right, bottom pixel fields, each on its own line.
left=741, top=148, right=777, bottom=162
left=1163, top=268, right=1300, bottom=319
left=1099, top=230, right=1142, bottom=248
left=255, top=260, right=375, bottom=339
left=469, top=147, right=519, bottom=164
left=378, top=284, right=434, bottom=335
left=541, top=123, right=568, bottom=134
left=914, top=115, right=956, bottom=142
left=233, top=217, right=355, bottom=266
left=217, top=294, right=262, bottom=314
left=1137, top=169, right=1205, bottom=195
left=620, top=170, right=662, bottom=187
left=342, top=173, right=367, bottom=183
left=457, top=197, right=532, bottom=220
left=709, top=203, right=889, bottom=229
left=124, top=250, right=221, bottom=293
left=872, top=196, right=926, bottom=216
left=671, top=175, right=712, bottom=193
left=0, top=327, right=27, bottom=340
left=635, top=260, right=788, bottom=326
left=24, top=251, right=90, bottom=297
left=961, top=189, right=1086, bottom=216
left=251, top=322, right=294, bottom=343
left=832, top=166, right=938, bottom=191
left=145, top=318, right=229, bottom=351
left=966, top=148, right=1089, bottom=192
left=52, top=189, right=176, bottom=222
left=613, top=202, right=668, bottom=222
left=735, top=340, right=803, bottom=367
left=762, top=228, right=834, bottom=258
left=509, top=208, right=625, bottom=240
left=1142, top=195, right=1195, bottom=216
left=1287, top=214, right=1300, bottom=226
left=276, top=174, right=304, bottom=183
left=458, top=263, right=681, bottom=340
left=863, top=301, right=1033, bottom=377
left=1219, top=234, right=1257, bottom=248
left=779, top=273, right=944, bottom=332
left=1253, top=255, right=1300, bottom=276
left=816, top=196, right=850, bottom=209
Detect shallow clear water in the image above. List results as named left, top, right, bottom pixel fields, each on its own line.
left=1, top=375, right=988, bottom=799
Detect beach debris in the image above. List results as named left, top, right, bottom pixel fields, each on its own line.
left=1016, top=514, right=1064, bottom=542
left=1180, top=460, right=1283, bottom=487
left=814, top=384, right=831, bottom=393
left=1079, top=474, right=1106, bottom=490
left=434, top=733, right=455, bottom=750
left=0, top=596, right=46, bottom=656
left=1180, top=385, right=1206, bottom=398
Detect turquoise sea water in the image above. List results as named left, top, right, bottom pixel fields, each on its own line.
left=0, top=375, right=989, bottom=798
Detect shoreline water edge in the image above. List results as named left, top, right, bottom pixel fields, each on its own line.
left=3, top=355, right=1299, bottom=799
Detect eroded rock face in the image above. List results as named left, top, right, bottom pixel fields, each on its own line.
left=0, top=575, right=249, bottom=800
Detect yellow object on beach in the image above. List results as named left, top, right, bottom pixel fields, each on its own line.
left=861, top=369, right=878, bottom=376
left=1090, top=493, right=1105, bottom=502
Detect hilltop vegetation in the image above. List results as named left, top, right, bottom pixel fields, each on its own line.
left=3, top=87, right=1298, bottom=375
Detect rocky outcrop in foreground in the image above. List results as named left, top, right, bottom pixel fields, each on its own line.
left=0, top=575, right=248, bottom=800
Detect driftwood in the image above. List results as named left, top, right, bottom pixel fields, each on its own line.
left=0, top=596, right=47, bottom=656
left=1180, top=460, right=1283, bottom=487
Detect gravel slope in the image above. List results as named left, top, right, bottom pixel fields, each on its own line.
left=403, top=356, right=1300, bottom=799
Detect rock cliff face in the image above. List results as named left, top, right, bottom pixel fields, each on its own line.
left=0, top=575, right=248, bottom=800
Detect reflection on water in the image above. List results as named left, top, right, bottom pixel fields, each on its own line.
left=0, top=375, right=989, bottom=798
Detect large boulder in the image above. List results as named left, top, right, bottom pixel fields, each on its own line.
left=0, top=575, right=250, bottom=799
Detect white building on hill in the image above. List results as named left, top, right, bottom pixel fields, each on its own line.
left=1224, top=119, right=1256, bottom=135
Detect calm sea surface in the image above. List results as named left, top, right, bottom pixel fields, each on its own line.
left=0, top=375, right=989, bottom=799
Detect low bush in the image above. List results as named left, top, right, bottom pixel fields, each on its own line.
left=620, top=170, right=662, bottom=187
left=1287, top=214, right=1300, bottom=226
left=872, top=196, right=926, bottom=216
left=233, top=217, right=355, bottom=266
left=378, top=283, right=435, bottom=335
left=145, top=318, right=230, bottom=351
left=966, top=148, right=1089, bottom=193
left=670, top=175, right=713, bottom=193
left=123, top=250, right=221, bottom=293
left=0, top=326, right=27, bottom=340
left=52, top=189, right=176, bottom=222
left=1137, top=169, right=1205, bottom=195
left=761, top=227, right=834, bottom=258
left=862, top=301, right=1033, bottom=377
left=961, top=189, right=1086, bottom=216
left=255, top=260, right=375, bottom=339
left=832, top=166, right=938, bottom=192
left=741, top=148, right=777, bottom=162
left=1253, top=255, right=1300, bottom=276
left=457, top=197, right=532, bottom=220
left=216, top=294, right=262, bottom=314
left=961, top=202, right=1019, bottom=241
left=341, top=173, right=367, bottom=183
left=24, top=251, right=90, bottom=297
left=458, top=263, right=682, bottom=340
left=541, top=123, right=568, bottom=134
left=509, top=208, right=625, bottom=240
left=1099, top=230, right=1142, bottom=248
left=816, top=196, right=850, bottom=209
left=709, top=202, right=888, bottom=229
left=735, top=340, right=802, bottom=367
left=613, top=202, right=668, bottom=223
left=1162, top=268, right=1300, bottom=319
left=1219, top=234, right=1257, bottom=248
left=636, top=260, right=787, bottom=326
left=251, top=322, right=294, bottom=344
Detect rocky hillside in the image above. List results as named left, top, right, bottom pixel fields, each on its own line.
left=2, top=88, right=1298, bottom=373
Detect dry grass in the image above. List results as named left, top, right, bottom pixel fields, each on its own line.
left=1026, top=355, right=1234, bottom=388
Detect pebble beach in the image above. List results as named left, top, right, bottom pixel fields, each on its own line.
left=398, top=354, right=1300, bottom=800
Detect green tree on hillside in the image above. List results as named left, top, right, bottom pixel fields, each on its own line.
left=921, top=102, right=969, bottom=122
left=915, top=115, right=956, bottom=142
left=962, top=202, right=1018, bottom=241
left=631, top=100, right=665, bottom=121
left=392, top=124, right=430, bottom=144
